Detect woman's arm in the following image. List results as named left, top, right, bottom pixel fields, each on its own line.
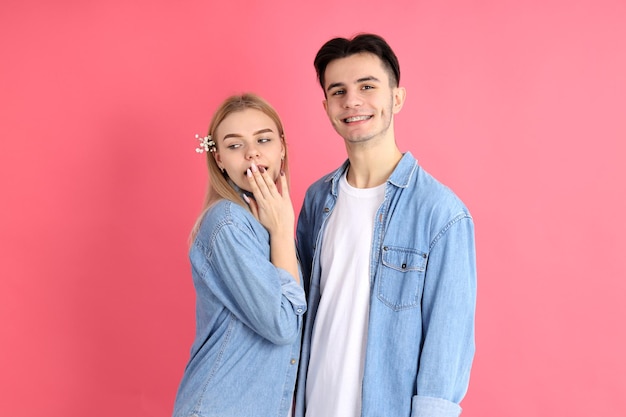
left=197, top=211, right=305, bottom=345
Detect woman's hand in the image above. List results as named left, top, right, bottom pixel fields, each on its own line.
left=244, top=161, right=299, bottom=283
left=244, top=162, right=294, bottom=236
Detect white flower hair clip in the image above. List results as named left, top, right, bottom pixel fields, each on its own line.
left=195, top=134, right=216, bottom=153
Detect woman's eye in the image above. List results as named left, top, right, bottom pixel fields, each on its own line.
left=258, top=138, right=271, bottom=144
left=227, top=144, right=242, bottom=150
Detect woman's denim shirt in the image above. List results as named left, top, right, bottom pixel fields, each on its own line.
left=295, top=153, right=477, bottom=417
left=173, top=200, right=306, bottom=417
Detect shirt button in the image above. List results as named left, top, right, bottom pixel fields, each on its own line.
left=297, top=308, right=303, bottom=313
left=290, top=359, right=296, bottom=365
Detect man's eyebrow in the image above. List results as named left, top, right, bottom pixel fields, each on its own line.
left=326, top=76, right=381, bottom=92
left=326, top=82, right=345, bottom=92
left=356, top=76, right=381, bottom=84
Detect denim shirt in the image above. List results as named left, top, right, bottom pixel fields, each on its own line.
left=173, top=200, right=306, bottom=417
left=294, top=153, right=476, bottom=417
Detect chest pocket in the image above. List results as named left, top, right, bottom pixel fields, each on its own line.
left=377, top=246, right=428, bottom=311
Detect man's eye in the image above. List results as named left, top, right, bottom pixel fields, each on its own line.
left=362, top=85, right=374, bottom=90
left=331, top=90, right=345, bottom=96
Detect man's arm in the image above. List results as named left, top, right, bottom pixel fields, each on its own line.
left=413, top=214, right=477, bottom=417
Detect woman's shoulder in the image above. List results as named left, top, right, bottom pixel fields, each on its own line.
left=205, top=199, right=252, bottom=225
left=198, top=199, right=259, bottom=236
left=209, top=199, right=242, bottom=215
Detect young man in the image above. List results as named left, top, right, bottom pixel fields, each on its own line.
left=295, top=34, right=477, bottom=417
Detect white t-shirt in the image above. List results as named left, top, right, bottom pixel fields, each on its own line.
left=305, top=172, right=385, bottom=417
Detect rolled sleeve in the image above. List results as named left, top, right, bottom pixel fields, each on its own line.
left=412, top=395, right=462, bottom=417
left=278, top=268, right=307, bottom=316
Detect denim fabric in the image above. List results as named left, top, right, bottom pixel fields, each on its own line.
left=173, top=200, right=306, bottom=417
left=295, top=153, right=476, bottom=417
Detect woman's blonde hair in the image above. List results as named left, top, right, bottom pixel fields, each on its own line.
left=190, top=93, right=290, bottom=241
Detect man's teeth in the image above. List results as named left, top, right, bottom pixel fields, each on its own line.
left=344, top=115, right=371, bottom=123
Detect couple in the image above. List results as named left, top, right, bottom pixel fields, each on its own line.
left=172, top=33, right=477, bottom=417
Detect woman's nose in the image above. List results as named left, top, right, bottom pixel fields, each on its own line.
left=246, top=145, right=260, bottom=159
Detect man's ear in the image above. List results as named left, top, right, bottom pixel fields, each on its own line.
left=392, top=87, right=406, bottom=114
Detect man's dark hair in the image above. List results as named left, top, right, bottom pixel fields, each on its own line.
left=314, top=33, right=401, bottom=93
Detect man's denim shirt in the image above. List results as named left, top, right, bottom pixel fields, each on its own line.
left=173, top=200, right=306, bottom=417
left=294, top=152, right=477, bottom=417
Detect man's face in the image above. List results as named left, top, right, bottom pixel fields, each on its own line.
left=322, top=52, right=405, bottom=145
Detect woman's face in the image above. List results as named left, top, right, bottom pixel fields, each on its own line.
left=213, top=108, right=285, bottom=193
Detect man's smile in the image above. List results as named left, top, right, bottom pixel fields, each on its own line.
left=343, top=115, right=372, bottom=123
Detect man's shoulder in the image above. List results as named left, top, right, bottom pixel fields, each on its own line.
left=307, top=172, right=333, bottom=191
left=410, top=165, right=471, bottom=216
left=304, top=164, right=343, bottom=196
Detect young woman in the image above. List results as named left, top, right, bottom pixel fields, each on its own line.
left=172, top=93, right=305, bottom=417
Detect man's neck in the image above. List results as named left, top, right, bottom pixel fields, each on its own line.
left=345, top=142, right=403, bottom=189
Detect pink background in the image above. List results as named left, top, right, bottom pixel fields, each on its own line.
left=1, top=0, right=625, bottom=416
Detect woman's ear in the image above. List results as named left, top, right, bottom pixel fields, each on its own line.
left=213, top=150, right=223, bottom=171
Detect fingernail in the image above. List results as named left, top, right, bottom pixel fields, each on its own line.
left=250, top=162, right=258, bottom=172
left=246, top=168, right=252, bottom=177
left=242, top=193, right=250, bottom=203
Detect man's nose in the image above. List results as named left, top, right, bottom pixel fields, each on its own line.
left=343, top=89, right=363, bottom=108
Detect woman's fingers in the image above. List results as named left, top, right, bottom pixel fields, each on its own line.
left=247, top=163, right=270, bottom=200
left=246, top=166, right=266, bottom=206
left=245, top=162, right=294, bottom=234
left=247, top=162, right=282, bottom=202
left=243, top=193, right=259, bottom=220
left=276, top=170, right=289, bottom=199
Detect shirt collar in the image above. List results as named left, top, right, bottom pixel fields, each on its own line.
left=326, top=152, right=418, bottom=194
